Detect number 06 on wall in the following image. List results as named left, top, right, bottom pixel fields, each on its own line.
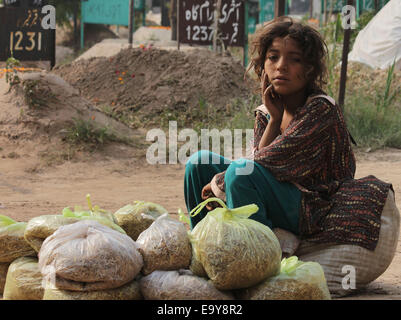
left=9, top=31, right=42, bottom=52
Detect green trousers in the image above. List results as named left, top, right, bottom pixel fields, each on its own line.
left=184, top=150, right=301, bottom=234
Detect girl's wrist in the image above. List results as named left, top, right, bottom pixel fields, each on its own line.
left=268, top=118, right=282, bottom=126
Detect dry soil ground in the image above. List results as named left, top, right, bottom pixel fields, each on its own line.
left=1, top=136, right=400, bottom=300
left=0, top=25, right=400, bottom=300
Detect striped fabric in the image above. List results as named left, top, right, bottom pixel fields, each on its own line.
left=212, top=93, right=393, bottom=251
left=295, top=189, right=400, bottom=297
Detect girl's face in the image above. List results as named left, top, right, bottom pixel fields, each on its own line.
left=263, top=36, right=308, bottom=96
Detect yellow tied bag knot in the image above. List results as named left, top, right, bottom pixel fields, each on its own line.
left=189, top=197, right=282, bottom=290
left=281, top=256, right=303, bottom=275
left=190, top=197, right=259, bottom=220
left=62, top=194, right=126, bottom=234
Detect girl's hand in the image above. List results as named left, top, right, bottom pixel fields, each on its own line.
left=261, top=70, right=284, bottom=122
left=201, top=183, right=221, bottom=210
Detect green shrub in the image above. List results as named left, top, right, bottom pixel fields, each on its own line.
left=64, top=118, right=127, bottom=148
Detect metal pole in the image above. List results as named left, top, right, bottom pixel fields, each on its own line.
left=177, top=0, right=180, bottom=50
left=338, top=0, right=353, bottom=109
left=356, top=0, right=360, bottom=19
left=50, top=27, right=55, bottom=69
left=73, top=0, right=78, bottom=51
left=244, top=0, right=248, bottom=67
left=129, top=0, right=133, bottom=46
left=143, top=0, right=146, bottom=26
left=80, top=1, right=85, bottom=49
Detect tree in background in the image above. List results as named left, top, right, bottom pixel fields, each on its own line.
left=169, top=0, right=176, bottom=40
left=47, top=0, right=81, bottom=50
left=46, top=0, right=80, bottom=28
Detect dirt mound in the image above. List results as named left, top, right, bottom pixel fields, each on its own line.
left=1, top=72, right=140, bottom=138
left=0, top=72, right=147, bottom=169
left=52, top=47, right=254, bottom=126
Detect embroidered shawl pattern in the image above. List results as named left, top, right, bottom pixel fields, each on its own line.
left=211, top=96, right=392, bottom=251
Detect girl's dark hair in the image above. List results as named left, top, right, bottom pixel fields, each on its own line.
left=246, top=16, right=328, bottom=93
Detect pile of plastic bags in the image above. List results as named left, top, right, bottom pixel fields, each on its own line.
left=0, top=196, right=331, bottom=300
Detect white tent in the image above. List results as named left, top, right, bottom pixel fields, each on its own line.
left=348, top=0, right=401, bottom=71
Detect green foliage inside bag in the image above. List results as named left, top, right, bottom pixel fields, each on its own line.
left=189, top=197, right=282, bottom=290
left=3, top=256, right=44, bottom=300
left=238, top=256, right=332, bottom=300
left=62, top=194, right=125, bottom=234
left=24, top=215, right=82, bottom=253
left=114, top=200, right=167, bottom=241
left=0, top=215, right=36, bottom=263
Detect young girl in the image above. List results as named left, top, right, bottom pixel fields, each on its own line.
left=184, top=17, right=393, bottom=252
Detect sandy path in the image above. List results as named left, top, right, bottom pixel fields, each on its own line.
left=0, top=146, right=400, bottom=300
left=1, top=62, right=400, bottom=300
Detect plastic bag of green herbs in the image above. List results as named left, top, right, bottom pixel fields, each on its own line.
left=24, top=195, right=125, bottom=253
left=0, top=214, right=36, bottom=263
left=39, top=220, right=143, bottom=292
left=236, top=256, right=331, bottom=300
left=61, top=194, right=125, bottom=234
left=136, top=213, right=192, bottom=275
left=24, top=215, right=81, bottom=253
left=114, top=201, right=167, bottom=241
left=139, top=269, right=234, bottom=300
left=3, top=256, right=44, bottom=300
left=189, top=197, right=282, bottom=290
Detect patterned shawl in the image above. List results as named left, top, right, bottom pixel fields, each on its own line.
left=211, top=94, right=393, bottom=250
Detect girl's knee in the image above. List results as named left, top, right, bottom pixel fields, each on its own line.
left=186, top=150, right=223, bottom=169
left=186, top=150, right=208, bottom=169
left=226, top=158, right=256, bottom=177
left=185, top=150, right=214, bottom=178
left=225, top=159, right=256, bottom=188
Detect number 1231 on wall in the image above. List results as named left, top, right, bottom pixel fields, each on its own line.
left=9, top=31, right=42, bottom=52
